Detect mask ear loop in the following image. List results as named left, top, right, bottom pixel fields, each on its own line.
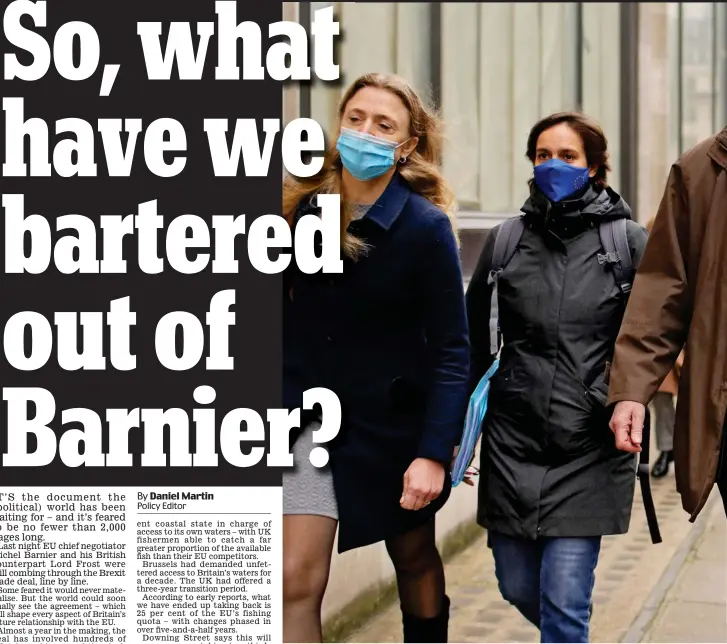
left=397, top=137, right=412, bottom=165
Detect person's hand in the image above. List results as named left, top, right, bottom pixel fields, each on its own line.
left=609, top=401, right=645, bottom=453
left=400, top=458, right=445, bottom=511
left=462, top=466, right=479, bottom=487
left=451, top=445, right=478, bottom=487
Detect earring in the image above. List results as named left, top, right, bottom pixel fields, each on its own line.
left=399, top=156, right=407, bottom=164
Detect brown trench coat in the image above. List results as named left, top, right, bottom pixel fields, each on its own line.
left=658, top=350, right=684, bottom=396
left=644, top=217, right=684, bottom=396
left=608, top=129, right=727, bottom=522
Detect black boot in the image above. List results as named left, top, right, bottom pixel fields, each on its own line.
left=402, top=595, right=450, bottom=643
left=651, top=450, right=674, bottom=478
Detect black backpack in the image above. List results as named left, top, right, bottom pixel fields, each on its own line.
left=486, top=216, right=634, bottom=356
left=485, top=215, right=662, bottom=545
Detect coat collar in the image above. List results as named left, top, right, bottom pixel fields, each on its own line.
left=362, top=173, right=412, bottom=230
left=296, top=173, right=412, bottom=230
left=709, top=126, right=727, bottom=170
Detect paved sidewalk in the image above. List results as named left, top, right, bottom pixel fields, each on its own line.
left=637, top=494, right=726, bottom=643
left=346, top=476, right=712, bottom=643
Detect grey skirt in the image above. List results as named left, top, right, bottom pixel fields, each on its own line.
left=282, top=421, right=339, bottom=521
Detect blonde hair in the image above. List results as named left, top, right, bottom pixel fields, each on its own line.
left=282, top=73, right=457, bottom=260
left=646, top=216, right=656, bottom=232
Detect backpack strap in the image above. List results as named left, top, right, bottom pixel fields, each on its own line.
left=598, top=218, right=661, bottom=543
left=487, top=216, right=526, bottom=355
left=597, top=218, right=634, bottom=299
left=638, top=408, right=663, bottom=544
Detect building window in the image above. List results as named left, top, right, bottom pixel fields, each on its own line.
left=714, top=3, right=727, bottom=129
left=667, top=3, right=681, bottom=161
left=581, top=3, right=622, bottom=192
left=441, top=3, right=481, bottom=209
left=451, top=3, right=585, bottom=280
left=681, top=3, right=715, bottom=152
left=446, top=3, right=583, bottom=223
left=291, top=2, right=634, bottom=282
left=305, top=2, right=339, bottom=137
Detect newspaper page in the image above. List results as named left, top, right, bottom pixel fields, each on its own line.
left=0, top=487, right=279, bottom=643
left=0, top=1, right=340, bottom=643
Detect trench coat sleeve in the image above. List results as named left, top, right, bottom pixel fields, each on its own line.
left=608, top=165, right=692, bottom=406
left=415, top=212, right=471, bottom=465
left=464, top=226, right=498, bottom=396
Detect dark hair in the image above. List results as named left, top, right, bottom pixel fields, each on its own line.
left=526, top=111, right=611, bottom=189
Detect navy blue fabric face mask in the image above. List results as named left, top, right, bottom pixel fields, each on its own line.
left=533, top=158, right=591, bottom=202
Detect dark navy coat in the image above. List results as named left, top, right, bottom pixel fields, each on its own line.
left=284, top=174, right=470, bottom=553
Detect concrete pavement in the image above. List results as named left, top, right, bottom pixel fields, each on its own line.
left=635, top=493, right=726, bottom=643
left=344, top=476, right=724, bottom=643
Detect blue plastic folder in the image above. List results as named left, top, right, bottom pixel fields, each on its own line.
left=451, top=358, right=500, bottom=486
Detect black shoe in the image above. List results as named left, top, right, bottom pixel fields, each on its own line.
left=402, top=595, right=450, bottom=643
left=651, top=451, right=674, bottom=478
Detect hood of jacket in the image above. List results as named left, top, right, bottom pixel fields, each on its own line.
left=521, top=181, right=632, bottom=236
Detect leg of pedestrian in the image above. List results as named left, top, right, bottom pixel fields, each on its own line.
left=538, top=536, right=601, bottom=644
left=489, top=531, right=542, bottom=628
left=651, top=393, right=675, bottom=478
left=386, top=520, right=450, bottom=643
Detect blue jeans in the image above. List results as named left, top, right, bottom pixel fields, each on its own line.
left=489, top=531, right=601, bottom=643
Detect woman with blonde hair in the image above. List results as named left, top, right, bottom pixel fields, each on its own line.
left=282, top=73, right=469, bottom=643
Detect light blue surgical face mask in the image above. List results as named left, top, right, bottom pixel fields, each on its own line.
left=336, top=127, right=410, bottom=182
left=533, top=158, right=591, bottom=202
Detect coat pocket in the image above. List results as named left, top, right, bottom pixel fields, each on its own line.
left=389, top=376, right=428, bottom=414
left=582, top=364, right=611, bottom=425
left=487, top=364, right=530, bottom=424
left=489, top=364, right=516, bottom=393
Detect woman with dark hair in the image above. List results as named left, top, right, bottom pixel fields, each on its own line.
left=282, top=73, right=469, bottom=643
left=465, top=112, right=648, bottom=643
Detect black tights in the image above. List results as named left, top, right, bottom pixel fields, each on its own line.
left=386, top=519, right=446, bottom=619
left=283, top=516, right=445, bottom=643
